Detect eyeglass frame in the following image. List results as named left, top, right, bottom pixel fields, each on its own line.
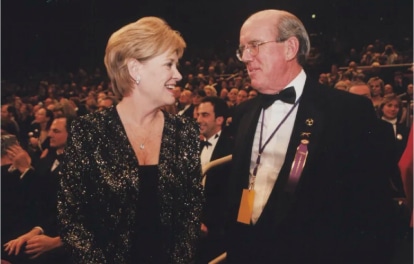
left=236, top=38, right=286, bottom=61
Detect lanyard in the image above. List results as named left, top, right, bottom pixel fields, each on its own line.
left=249, top=96, right=301, bottom=190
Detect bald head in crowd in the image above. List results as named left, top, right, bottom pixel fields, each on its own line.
left=348, top=82, right=372, bottom=100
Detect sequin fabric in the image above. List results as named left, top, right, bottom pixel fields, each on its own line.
left=57, top=106, right=203, bottom=263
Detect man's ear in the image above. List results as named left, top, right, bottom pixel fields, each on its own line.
left=216, top=116, right=224, bottom=126
left=285, top=36, right=300, bottom=61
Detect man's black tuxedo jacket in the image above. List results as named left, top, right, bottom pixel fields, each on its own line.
left=33, top=149, right=61, bottom=236
left=226, top=79, right=395, bottom=264
left=202, top=130, right=233, bottom=232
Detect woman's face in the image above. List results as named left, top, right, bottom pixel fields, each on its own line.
left=370, top=80, right=382, bottom=97
left=139, top=50, right=182, bottom=107
left=382, top=100, right=400, bottom=120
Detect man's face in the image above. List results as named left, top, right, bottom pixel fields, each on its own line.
left=179, top=90, right=192, bottom=105
left=239, top=15, right=289, bottom=94
left=98, top=99, right=113, bottom=111
left=1, top=105, right=9, bottom=121
left=48, top=118, right=68, bottom=150
left=197, top=102, right=222, bottom=139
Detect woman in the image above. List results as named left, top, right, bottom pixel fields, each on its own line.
left=379, top=95, right=410, bottom=159
left=368, top=76, right=384, bottom=113
left=28, top=106, right=53, bottom=160
left=58, top=17, right=203, bottom=263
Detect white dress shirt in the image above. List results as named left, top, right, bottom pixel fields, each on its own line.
left=200, top=131, right=221, bottom=165
left=250, top=70, right=306, bottom=224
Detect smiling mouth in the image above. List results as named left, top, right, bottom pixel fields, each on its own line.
left=165, top=84, right=175, bottom=89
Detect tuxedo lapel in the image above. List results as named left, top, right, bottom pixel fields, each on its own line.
left=228, top=99, right=263, bottom=208
left=234, top=99, right=263, bottom=188
left=210, top=133, right=231, bottom=161
left=257, top=79, right=327, bottom=227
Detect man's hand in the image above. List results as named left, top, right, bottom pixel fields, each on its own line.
left=7, top=145, right=31, bottom=173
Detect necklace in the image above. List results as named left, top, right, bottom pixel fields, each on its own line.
left=134, top=112, right=161, bottom=151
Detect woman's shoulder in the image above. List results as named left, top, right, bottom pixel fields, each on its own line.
left=164, top=111, right=198, bottom=130
left=70, top=107, right=119, bottom=139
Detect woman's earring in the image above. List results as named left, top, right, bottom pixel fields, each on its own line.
left=136, top=75, right=141, bottom=85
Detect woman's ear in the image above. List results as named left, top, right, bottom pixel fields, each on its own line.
left=127, top=58, right=142, bottom=79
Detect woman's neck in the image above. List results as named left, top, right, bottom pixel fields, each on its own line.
left=116, top=99, right=161, bottom=127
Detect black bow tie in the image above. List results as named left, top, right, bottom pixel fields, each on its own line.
left=200, top=140, right=212, bottom=149
left=259, top=86, right=296, bottom=109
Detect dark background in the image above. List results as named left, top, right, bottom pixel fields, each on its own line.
left=1, top=0, right=413, bottom=81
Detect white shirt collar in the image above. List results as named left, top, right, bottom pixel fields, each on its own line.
left=285, top=69, right=306, bottom=101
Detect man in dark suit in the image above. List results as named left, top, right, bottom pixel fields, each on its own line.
left=196, top=96, right=233, bottom=263
left=3, top=116, right=72, bottom=264
left=226, top=9, right=395, bottom=264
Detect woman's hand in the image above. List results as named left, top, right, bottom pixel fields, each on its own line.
left=25, top=235, right=63, bottom=259
left=3, top=228, right=40, bottom=256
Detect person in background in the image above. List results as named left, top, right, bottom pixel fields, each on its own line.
left=368, top=76, right=385, bottom=113
left=196, top=96, right=233, bottom=263
left=248, top=88, right=258, bottom=99
left=378, top=95, right=410, bottom=160
left=97, top=95, right=118, bottom=111
left=177, top=89, right=195, bottom=118
left=3, top=117, right=73, bottom=264
left=227, top=9, right=394, bottom=263
left=58, top=16, right=203, bottom=263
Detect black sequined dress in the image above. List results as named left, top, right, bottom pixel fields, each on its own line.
left=58, top=106, right=203, bottom=263
left=132, top=165, right=168, bottom=263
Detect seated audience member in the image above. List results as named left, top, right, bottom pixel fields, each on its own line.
left=204, top=85, right=218, bottom=97
left=236, top=89, right=248, bottom=105
left=219, top=87, right=229, bottom=101
left=196, top=96, right=233, bottom=263
left=247, top=88, right=258, bottom=99
left=3, top=117, right=73, bottom=264
left=227, top=88, right=239, bottom=107
left=334, top=80, right=350, bottom=91
left=384, top=84, right=395, bottom=97
left=368, top=76, right=385, bottom=113
left=27, top=107, right=54, bottom=163
left=1, top=104, right=20, bottom=138
left=97, top=96, right=118, bottom=111
left=348, top=81, right=372, bottom=99
left=349, top=82, right=403, bottom=198
left=1, top=133, right=37, bottom=263
left=178, top=89, right=195, bottom=118
left=379, top=95, right=410, bottom=160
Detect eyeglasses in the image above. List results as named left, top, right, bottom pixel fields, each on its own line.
left=236, top=39, right=285, bottom=61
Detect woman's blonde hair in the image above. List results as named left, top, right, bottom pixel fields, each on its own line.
left=104, top=17, right=186, bottom=99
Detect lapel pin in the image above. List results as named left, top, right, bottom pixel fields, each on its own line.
left=301, top=132, right=311, bottom=138
left=305, top=118, right=314, bottom=126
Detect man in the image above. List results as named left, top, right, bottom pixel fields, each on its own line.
left=227, top=9, right=394, bottom=263
left=3, top=116, right=72, bottom=264
left=1, top=104, right=20, bottom=138
left=196, top=96, right=233, bottom=263
left=348, top=81, right=373, bottom=99
left=97, top=96, right=118, bottom=111
left=177, top=89, right=194, bottom=118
